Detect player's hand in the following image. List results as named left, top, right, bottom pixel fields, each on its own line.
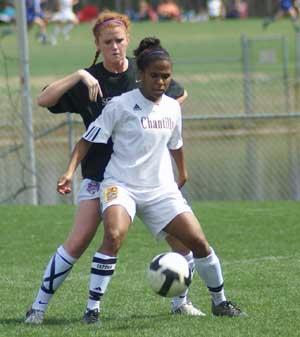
left=78, top=69, right=103, bottom=101
left=177, top=173, right=188, bottom=189
left=57, top=174, right=72, bottom=195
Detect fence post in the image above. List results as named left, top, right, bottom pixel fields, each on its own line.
left=241, top=34, right=263, bottom=199
left=288, top=133, right=300, bottom=200
left=15, top=1, right=38, bottom=205
left=241, top=34, right=253, bottom=115
left=282, top=36, right=290, bottom=113
left=295, top=31, right=300, bottom=111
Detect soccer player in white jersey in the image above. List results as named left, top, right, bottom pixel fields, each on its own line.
left=57, top=37, right=246, bottom=323
left=50, top=0, right=79, bottom=45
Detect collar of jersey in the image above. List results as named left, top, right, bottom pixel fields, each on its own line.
left=100, top=57, right=131, bottom=77
left=136, top=88, right=164, bottom=107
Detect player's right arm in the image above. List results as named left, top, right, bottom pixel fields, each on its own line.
left=57, top=100, right=117, bottom=194
left=37, top=69, right=102, bottom=107
left=57, top=138, right=92, bottom=195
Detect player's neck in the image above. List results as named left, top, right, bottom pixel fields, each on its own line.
left=103, top=58, right=128, bottom=74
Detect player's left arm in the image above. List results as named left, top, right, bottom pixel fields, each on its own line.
left=168, top=103, right=187, bottom=189
left=170, top=147, right=188, bottom=189
left=176, top=89, right=188, bottom=105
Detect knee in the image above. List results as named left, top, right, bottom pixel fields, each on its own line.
left=190, top=235, right=211, bottom=258
left=101, top=228, right=125, bottom=255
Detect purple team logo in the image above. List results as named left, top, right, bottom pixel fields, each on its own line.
left=87, top=181, right=100, bottom=195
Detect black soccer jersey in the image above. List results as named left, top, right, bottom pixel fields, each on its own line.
left=48, top=57, right=184, bottom=181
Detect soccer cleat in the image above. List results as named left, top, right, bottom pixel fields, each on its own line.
left=212, top=300, right=247, bottom=317
left=24, top=308, right=45, bottom=324
left=172, top=301, right=206, bottom=316
left=82, top=308, right=100, bottom=324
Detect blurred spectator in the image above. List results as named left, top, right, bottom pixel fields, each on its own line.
left=50, top=0, right=79, bottom=45
left=157, top=0, right=181, bottom=21
left=263, top=0, right=300, bottom=31
left=237, top=0, right=248, bottom=18
left=134, top=0, right=158, bottom=22
left=126, top=0, right=158, bottom=22
left=77, top=4, right=99, bottom=22
left=226, top=0, right=248, bottom=19
left=207, top=0, right=226, bottom=19
left=26, top=0, right=48, bottom=44
left=0, top=0, right=15, bottom=38
left=294, top=0, right=300, bottom=16
left=0, top=0, right=15, bottom=24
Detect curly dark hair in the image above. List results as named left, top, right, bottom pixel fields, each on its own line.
left=133, top=37, right=171, bottom=71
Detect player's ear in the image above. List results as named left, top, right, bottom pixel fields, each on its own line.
left=95, top=38, right=101, bottom=52
left=138, top=70, right=145, bottom=83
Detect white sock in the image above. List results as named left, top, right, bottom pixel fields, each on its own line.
left=194, top=247, right=226, bottom=305
left=87, top=252, right=117, bottom=311
left=171, top=251, right=194, bottom=309
left=32, top=245, right=77, bottom=311
left=62, top=23, right=74, bottom=38
left=51, top=25, right=61, bottom=38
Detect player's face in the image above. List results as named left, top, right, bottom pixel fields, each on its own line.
left=96, top=26, right=129, bottom=64
left=140, top=59, right=172, bottom=103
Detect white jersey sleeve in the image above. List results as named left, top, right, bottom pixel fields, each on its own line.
left=167, top=103, right=183, bottom=150
left=82, top=99, right=118, bottom=144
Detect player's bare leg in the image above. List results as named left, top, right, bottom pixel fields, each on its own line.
left=64, top=199, right=101, bottom=258
left=288, top=7, right=300, bottom=31
left=164, top=212, right=246, bottom=317
left=83, top=205, right=131, bottom=324
left=25, top=199, right=101, bottom=324
left=34, top=17, right=48, bottom=44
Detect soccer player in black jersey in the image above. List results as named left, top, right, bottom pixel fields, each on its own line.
left=25, top=11, right=202, bottom=324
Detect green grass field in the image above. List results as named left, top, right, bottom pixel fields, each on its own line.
left=1, top=18, right=300, bottom=335
left=0, top=18, right=299, bottom=77
left=0, top=202, right=300, bottom=337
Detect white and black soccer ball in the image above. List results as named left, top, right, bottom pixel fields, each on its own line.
left=147, top=252, right=192, bottom=297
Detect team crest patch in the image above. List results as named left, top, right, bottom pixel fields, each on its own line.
left=104, top=186, right=118, bottom=202
left=87, top=181, right=100, bottom=195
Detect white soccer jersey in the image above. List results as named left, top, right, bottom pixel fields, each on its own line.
left=83, top=88, right=183, bottom=188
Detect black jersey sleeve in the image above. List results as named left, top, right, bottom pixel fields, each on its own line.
left=47, top=80, right=90, bottom=115
left=165, top=79, right=185, bottom=99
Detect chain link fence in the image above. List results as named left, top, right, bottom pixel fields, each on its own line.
left=1, top=32, right=300, bottom=204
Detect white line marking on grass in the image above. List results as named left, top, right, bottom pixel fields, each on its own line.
left=223, top=255, right=300, bottom=266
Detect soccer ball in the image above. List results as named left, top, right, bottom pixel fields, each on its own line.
left=147, top=252, right=192, bottom=297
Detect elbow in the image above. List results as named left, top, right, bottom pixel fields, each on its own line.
left=182, top=90, right=188, bottom=102
left=177, top=90, right=188, bottom=105
left=37, top=92, right=48, bottom=107
left=37, top=86, right=55, bottom=107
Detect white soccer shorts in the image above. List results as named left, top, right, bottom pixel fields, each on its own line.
left=100, top=179, right=192, bottom=239
left=77, top=178, right=101, bottom=203
left=51, top=10, right=77, bottom=23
